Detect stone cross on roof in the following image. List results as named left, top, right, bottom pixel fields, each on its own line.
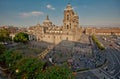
left=65, top=3, right=73, bottom=10
left=46, top=15, right=49, bottom=20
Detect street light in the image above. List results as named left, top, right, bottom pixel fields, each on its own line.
left=15, top=69, right=19, bottom=73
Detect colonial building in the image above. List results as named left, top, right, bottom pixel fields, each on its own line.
left=28, top=3, right=82, bottom=44
left=85, top=27, right=120, bottom=35
left=28, top=3, right=120, bottom=44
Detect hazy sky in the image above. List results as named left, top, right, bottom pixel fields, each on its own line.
left=0, top=0, right=120, bottom=27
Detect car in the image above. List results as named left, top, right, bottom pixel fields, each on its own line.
left=102, top=37, right=106, bottom=41
left=114, top=47, right=119, bottom=50
left=109, top=44, right=112, bottom=46
left=116, top=42, right=120, bottom=46
left=110, top=69, right=115, bottom=74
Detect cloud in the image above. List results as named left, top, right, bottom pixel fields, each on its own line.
left=21, top=11, right=44, bottom=17
left=46, top=4, right=55, bottom=10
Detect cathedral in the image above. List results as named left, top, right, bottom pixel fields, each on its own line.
left=28, top=3, right=120, bottom=44
left=28, top=3, right=82, bottom=44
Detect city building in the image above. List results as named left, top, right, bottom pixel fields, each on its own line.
left=85, top=27, right=120, bottom=35
left=28, top=3, right=82, bottom=44
left=28, top=3, right=120, bottom=44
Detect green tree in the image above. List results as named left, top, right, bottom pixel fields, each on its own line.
left=44, top=64, right=74, bottom=79
left=2, top=49, right=74, bottom=79
left=0, top=44, right=6, bottom=64
left=3, top=50, right=23, bottom=71
left=0, top=44, right=6, bottom=55
left=14, top=57, right=44, bottom=79
left=13, top=32, right=29, bottom=43
left=92, top=35, right=105, bottom=50
left=0, top=29, right=10, bottom=42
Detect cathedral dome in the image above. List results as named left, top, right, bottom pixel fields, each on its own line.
left=44, top=15, right=52, bottom=23
left=43, top=15, right=52, bottom=26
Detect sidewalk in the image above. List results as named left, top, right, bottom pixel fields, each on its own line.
left=0, top=70, right=7, bottom=79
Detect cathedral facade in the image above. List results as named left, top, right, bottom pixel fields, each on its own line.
left=28, top=3, right=82, bottom=44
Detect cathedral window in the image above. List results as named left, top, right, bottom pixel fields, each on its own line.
left=67, top=15, right=69, bottom=20
left=70, top=23, right=71, bottom=29
left=72, top=12, right=74, bottom=15
left=73, top=21, right=74, bottom=23
left=67, top=25, right=69, bottom=29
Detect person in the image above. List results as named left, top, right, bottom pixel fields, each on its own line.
left=49, top=57, right=53, bottom=64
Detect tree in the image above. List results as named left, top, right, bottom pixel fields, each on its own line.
left=0, top=29, right=10, bottom=42
left=0, top=44, right=6, bottom=64
left=0, top=44, right=6, bottom=55
left=3, top=50, right=23, bottom=71
left=44, top=63, right=74, bottom=79
left=14, top=58, right=44, bottom=79
left=2, top=49, right=74, bottom=79
left=92, top=35, right=105, bottom=50
left=13, top=32, right=29, bottom=43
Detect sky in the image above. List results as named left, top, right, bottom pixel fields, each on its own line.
left=0, top=0, right=120, bottom=27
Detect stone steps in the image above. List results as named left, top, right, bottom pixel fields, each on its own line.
left=38, top=47, right=52, bottom=59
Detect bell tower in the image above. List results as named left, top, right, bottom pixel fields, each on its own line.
left=63, top=3, right=79, bottom=30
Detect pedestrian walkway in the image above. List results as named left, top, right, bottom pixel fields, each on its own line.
left=91, top=69, right=109, bottom=79
left=38, top=47, right=53, bottom=59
